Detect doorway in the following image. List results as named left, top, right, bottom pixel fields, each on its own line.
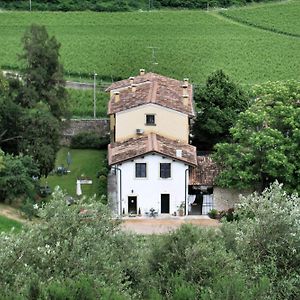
left=128, top=196, right=137, bottom=214
left=161, top=194, right=170, bottom=214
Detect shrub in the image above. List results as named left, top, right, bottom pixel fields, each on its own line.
left=221, top=182, right=300, bottom=299
left=219, top=207, right=236, bottom=222
left=70, top=132, right=109, bottom=150
left=208, top=208, right=218, bottom=219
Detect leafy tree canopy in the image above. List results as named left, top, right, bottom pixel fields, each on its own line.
left=192, top=69, right=249, bottom=150
left=214, top=80, right=300, bottom=192
left=20, top=24, right=69, bottom=119
left=0, top=152, right=38, bottom=202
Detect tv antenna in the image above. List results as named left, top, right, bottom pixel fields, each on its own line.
left=147, top=46, right=159, bottom=71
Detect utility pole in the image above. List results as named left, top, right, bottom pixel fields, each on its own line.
left=93, top=72, right=97, bottom=119
left=29, top=0, right=31, bottom=11
left=147, top=46, right=159, bottom=71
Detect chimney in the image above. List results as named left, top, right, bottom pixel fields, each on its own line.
left=139, top=68, right=145, bottom=76
left=176, top=149, right=182, bottom=158
left=129, top=76, right=135, bottom=84
left=114, top=91, right=120, bottom=103
left=183, top=95, right=189, bottom=106
left=182, top=84, right=188, bottom=96
left=131, top=84, right=137, bottom=93
left=183, top=78, right=189, bottom=86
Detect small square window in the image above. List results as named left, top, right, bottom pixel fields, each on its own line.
left=135, top=163, right=147, bottom=178
left=146, top=114, right=155, bottom=125
left=160, top=163, right=171, bottom=178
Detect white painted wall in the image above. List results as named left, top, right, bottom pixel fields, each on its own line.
left=113, top=154, right=189, bottom=216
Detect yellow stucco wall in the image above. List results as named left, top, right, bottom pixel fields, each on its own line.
left=115, top=104, right=189, bottom=142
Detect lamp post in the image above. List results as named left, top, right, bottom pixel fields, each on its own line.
left=93, top=72, right=97, bottom=119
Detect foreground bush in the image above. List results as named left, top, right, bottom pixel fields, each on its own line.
left=0, top=183, right=298, bottom=299
left=222, top=181, right=300, bottom=299
left=0, top=189, right=133, bottom=298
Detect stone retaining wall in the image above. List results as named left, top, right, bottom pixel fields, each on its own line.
left=213, top=187, right=253, bottom=211
left=61, top=118, right=109, bottom=146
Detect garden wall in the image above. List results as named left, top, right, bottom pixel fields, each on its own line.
left=213, top=187, right=253, bottom=211
left=61, top=118, right=109, bottom=146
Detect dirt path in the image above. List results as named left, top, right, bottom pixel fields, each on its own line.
left=0, top=204, right=29, bottom=224
left=121, top=217, right=220, bottom=234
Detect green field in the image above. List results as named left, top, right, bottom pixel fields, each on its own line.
left=220, top=1, right=300, bottom=37
left=0, top=215, right=23, bottom=233
left=42, top=148, right=107, bottom=198
left=68, top=88, right=109, bottom=118
left=0, top=1, right=299, bottom=85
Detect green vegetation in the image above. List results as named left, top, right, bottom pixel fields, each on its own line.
left=214, top=80, right=300, bottom=193
left=192, top=70, right=249, bottom=150
left=0, top=0, right=276, bottom=12
left=0, top=182, right=298, bottom=299
left=68, top=89, right=108, bottom=118
left=0, top=4, right=299, bottom=84
left=42, top=147, right=106, bottom=198
left=0, top=215, right=23, bottom=233
left=220, top=1, right=300, bottom=37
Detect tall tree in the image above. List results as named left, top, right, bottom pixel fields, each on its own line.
left=213, top=80, right=300, bottom=193
left=20, top=24, right=68, bottom=119
left=192, top=70, right=249, bottom=150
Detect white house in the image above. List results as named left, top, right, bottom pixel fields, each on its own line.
left=108, top=133, right=197, bottom=215
left=106, top=70, right=197, bottom=216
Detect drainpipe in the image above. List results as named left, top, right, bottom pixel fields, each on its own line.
left=185, top=168, right=189, bottom=216
left=113, top=166, right=122, bottom=218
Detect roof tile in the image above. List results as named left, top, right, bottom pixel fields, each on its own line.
left=189, top=156, right=219, bottom=186
left=107, top=72, right=195, bottom=116
left=108, top=133, right=197, bottom=166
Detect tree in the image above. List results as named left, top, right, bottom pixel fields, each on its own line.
left=0, top=152, right=38, bottom=202
left=213, top=80, right=300, bottom=192
left=18, top=104, right=60, bottom=177
left=192, top=70, right=249, bottom=150
left=20, top=24, right=69, bottom=119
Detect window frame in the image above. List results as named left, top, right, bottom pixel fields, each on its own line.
left=135, top=163, right=147, bottom=178
left=160, top=163, right=171, bottom=179
left=145, top=114, right=156, bottom=126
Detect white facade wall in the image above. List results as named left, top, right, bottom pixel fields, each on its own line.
left=114, top=154, right=189, bottom=216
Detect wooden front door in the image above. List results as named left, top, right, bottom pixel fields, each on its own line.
left=128, top=196, right=137, bottom=214
left=161, top=194, right=170, bottom=214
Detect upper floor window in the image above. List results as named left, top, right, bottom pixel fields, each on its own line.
left=135, top=163, right=147, bottom=178
left=160, top=163, right=171, bottom=178
left=146, top=114, right=156, bottom=126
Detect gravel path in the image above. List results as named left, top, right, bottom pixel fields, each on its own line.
left=120, top=216, right=220, bottom=234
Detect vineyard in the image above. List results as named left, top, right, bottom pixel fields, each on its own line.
left=0, top=1, right=299, bottom=85
left=220, top=0, right=300, bottom=38
left=68, top=89, right=108, bottom=118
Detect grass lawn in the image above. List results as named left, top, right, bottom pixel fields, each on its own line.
left=42, top=147, right=107, bottom=198
left=0, top=215, right=23, bottom=233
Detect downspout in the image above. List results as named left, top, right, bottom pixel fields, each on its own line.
left=113, top=166, right=122, bottom=218
left=185, top=167, right=189, bottom=216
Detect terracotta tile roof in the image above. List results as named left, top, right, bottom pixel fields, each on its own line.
left=108, top=133, right=197, bottom=166
left=107, top=72, right=195, bottom=117
left=189, top=156, right=219, bottom=186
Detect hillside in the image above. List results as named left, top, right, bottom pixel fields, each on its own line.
left=0, top=1, right=299, bottom=84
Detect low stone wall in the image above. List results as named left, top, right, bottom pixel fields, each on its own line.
left=61, top=118, right=109, bottom=146
left=213, top=187, right=253, bottom=211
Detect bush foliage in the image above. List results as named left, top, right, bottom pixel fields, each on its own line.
left=70, top=132, right=109, bottom=150
left=0, top=182, right=298, bottom=299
